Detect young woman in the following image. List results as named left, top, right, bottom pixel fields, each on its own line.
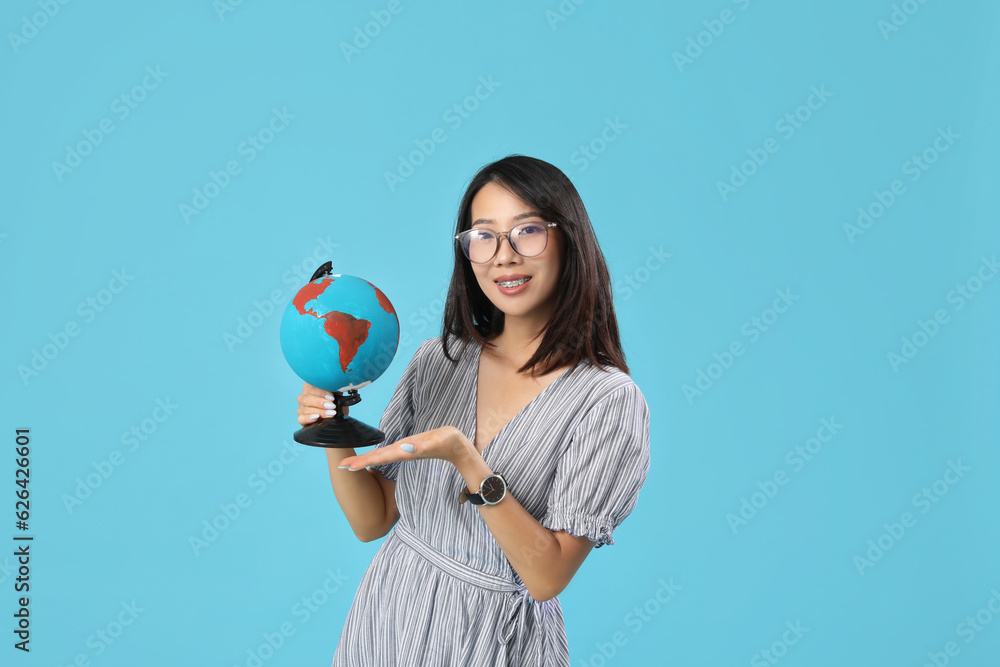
left=295, top=155, right=651, bottom=666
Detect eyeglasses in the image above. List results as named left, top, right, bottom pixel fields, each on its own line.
left=455, top=222, right=558, bottom=264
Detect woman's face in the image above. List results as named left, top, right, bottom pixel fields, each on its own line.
left=467, top=182, right=563, bottom=327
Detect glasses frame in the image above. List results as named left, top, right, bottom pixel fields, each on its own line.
left=455, top=221, right=558, bottom=264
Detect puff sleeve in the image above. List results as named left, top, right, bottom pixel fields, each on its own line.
left=540, top=382, right=651, bottom=548
left=368, top=339, right=430, bottom=482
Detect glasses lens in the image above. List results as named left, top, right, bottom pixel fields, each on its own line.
left=510, top=223, right=548, bottom=257
left=463, top=229, right=497, bottom=263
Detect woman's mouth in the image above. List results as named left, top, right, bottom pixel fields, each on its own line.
left=495, top=276, right=531, bottom=295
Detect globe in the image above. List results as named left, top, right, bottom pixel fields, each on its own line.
left=279, top=268, right=400, bottom=448
left=280, top=273, right=399, bottom=393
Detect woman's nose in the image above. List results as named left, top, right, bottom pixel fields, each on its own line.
left=495, top=234, right=517, bottom=261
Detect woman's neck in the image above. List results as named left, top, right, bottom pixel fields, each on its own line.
left=485, top=319, right=547, bottom=369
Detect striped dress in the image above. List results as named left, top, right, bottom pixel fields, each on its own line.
left=331, top=335, right=651, bottom=666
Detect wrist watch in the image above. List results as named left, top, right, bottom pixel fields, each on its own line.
left=459, top=473, right=507, bottom=505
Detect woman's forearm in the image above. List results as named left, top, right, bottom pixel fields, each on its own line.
left=453, top=447, right=570, bottom=602
left=324, top=448, right=392, bottom=542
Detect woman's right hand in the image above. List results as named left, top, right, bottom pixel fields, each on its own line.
left=296, top=382, right=349, bottom=425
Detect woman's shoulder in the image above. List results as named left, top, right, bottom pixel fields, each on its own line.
left=413, top=336, right=439, bottom=357
left=571, top=360, right=648, bottom=412
left=408, top=335, right=469, bottom=370
left=413, top=335, right=458, bottom=358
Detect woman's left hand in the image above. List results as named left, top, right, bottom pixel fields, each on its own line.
left=337, top=425, right=474, bottom=471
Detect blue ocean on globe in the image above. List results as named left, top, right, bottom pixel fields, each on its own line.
left=279, top=274, right=399, bottom=393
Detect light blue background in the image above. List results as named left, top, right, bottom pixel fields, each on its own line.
left=2, top=1, right=998, bottom=665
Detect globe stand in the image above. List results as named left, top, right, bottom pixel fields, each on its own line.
left=293, top=390, right=386, bottom=449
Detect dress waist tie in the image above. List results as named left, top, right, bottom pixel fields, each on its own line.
left=393, top=523, right=543, bottom=664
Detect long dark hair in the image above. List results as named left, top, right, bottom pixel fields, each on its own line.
left=441, top=154, right=628, bottom=377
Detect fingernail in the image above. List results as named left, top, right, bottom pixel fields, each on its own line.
left=324, top=402, right=335, bottom=409
left=338, top=465, right=350, bottom=469
left=325, top=394, right=334, bottom=400
left=310, top=414, right=320, bottom=420
left=348, top=467, right=361, bottom=472
left=326, top=410, right=336, bottom=416
left=400, top=443, right=414, bottom=453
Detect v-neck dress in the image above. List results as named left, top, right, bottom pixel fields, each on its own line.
left=330, top=336, right=651, bottom=667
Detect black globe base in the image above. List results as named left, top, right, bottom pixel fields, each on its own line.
left=292, top=389, right=384, bottom=449
left=293, top=417, right=384, bottom=448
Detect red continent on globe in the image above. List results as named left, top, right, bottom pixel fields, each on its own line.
left=291, top=277, right=396, bottom=373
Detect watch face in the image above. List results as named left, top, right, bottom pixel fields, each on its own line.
left=481, top=476, right=505, bottom=503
